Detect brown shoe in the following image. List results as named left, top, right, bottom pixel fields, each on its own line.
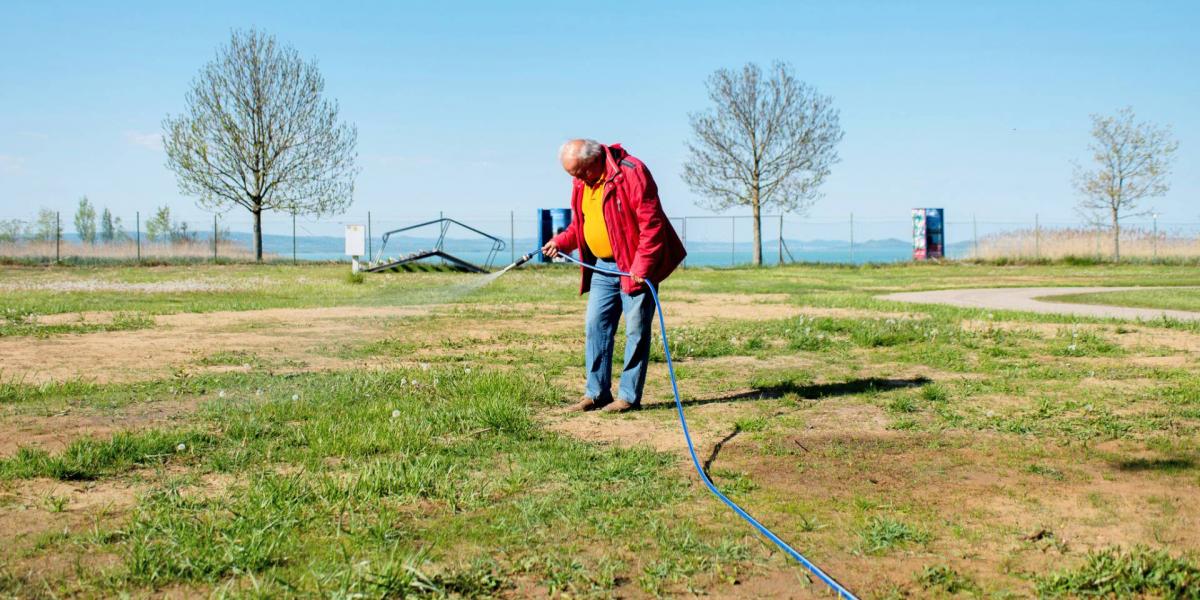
left=600, top=399, right=638, bottom=413
left=570, top=396, right=601, bottom=412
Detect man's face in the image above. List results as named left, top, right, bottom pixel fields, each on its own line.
left=561, top=154, right=605, bottom=185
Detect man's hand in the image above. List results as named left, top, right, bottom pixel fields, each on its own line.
left=631, top=274, right=644, bottom=284
left=542, top=240, right=560, bottom=259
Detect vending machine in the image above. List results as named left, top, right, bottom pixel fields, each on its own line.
left=912, top=209, right=944, bottom=260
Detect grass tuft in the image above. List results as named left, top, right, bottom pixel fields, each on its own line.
left=916, top=564, right=979, bottom=594
left=0, top=429, right=210, bottom=480
left=1036, top=546, right=1200, bottom=598
left=860, top=516, right=932, bottom=554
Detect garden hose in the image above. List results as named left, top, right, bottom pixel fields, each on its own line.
left=517, top=250, right=858, bottom=599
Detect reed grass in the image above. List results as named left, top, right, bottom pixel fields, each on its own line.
left=0, top=239, right=258, bottom=261
left=975, top=227, right=1200, bottom=261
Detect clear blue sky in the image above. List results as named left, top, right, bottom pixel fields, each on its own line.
left=2, top=0, right=1197, bottom=238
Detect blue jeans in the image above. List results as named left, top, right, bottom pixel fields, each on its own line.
left=585, top=264, right=657, bottom=406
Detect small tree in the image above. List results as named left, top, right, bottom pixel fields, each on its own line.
left=683, top=62, right=843, bottom=265
left=100, top=208, right=115, bottom=242
left=146, top=205, right=171, bottom=242
left=0, top=219, right=25, bottom=243
left=33, top=208, right=61, bottom=242
left=1074, top=107, right=1179, bottom=262
left=163, top=29, right=358, bottom=261
left=112, top=215, right=129, bottom=242
left=74, top=196, right=97, bottom=244
left=170, top=220, right=195, bottom=243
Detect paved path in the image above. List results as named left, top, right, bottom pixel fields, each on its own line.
left=880, top=286, right=1200, bottom=321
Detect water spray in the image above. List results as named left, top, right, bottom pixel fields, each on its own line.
left=491, top=249, right=858, bottom=599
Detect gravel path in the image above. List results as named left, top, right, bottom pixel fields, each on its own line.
left=879, top=286, right=1200, bottom=321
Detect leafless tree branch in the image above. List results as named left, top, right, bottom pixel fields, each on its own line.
left=163, top=28, right=359, bottom=260
left=1073, top=107, right=1178, bottom=261
left=682, top=62, right=843, bottom=265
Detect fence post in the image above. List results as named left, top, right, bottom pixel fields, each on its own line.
left=136, top=211, right=141, bottom=263
left=292, top=211, right=297, bottom=265
left=777, top=214, right=783, bottom=266
left=681, top=217, right=687, bottom=268
left=1035, top=213, right=1040, bottom=260
left=730, top=216, right=735, bottom=266
left=213, top=214, right=218, bottom=263
left=367, top=211, right=373, bottom=263
left=1153, top=213, right=1158, bottom=260
left=972, top=214, right=978, bottom=259
left=510, top=210, right=515, bottom=264
left=55, top=211, right=61, bottom=264
left=850, top=212, right=855, bottom=263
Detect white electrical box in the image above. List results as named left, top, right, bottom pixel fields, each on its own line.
left=344, top=224, right=365, bottom=257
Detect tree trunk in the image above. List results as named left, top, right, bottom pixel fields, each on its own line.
left=751, top=190, right=762, bottom=266
left=1111, top=206, right=1120, bottom=263
left=253, top=207, right=263, bottom=262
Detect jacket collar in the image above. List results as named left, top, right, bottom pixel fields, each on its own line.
left=602, top=143, right=626, bottom=182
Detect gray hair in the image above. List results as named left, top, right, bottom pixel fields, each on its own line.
left=559, top=138, right=603, bottom=162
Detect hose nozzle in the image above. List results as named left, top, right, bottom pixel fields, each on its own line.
left=511, top=251, right=537, bottom=268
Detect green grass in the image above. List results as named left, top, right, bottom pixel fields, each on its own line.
left=859, top=515, right=932, bottom=555
left=1036, top=546, right=1200, bottom=598
left=7, top=261, right=1200, bottom=318
left=5, top=262, right=1200, bottom=596
left=1043, top=287, right=1200, bottom=312
left=0, top=308, right=153, bottom=337
left=0, top=429, right=213, bottom=480
left=0, top=263, right=583, bottom=317
left=3, top=368, right=754, bottom=596
left=916, top=564, right=979, bottom=595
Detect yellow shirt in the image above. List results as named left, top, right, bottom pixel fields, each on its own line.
left=581, top=178, right=613, bottom=259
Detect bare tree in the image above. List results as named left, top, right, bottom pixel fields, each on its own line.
left=163, top=29, right=358, bottom=261
left=1074, top=107, right=1178, bottom=262
left=683, top=62, right=843, bottom=265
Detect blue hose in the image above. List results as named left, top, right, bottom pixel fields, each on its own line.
left=535, top=251, right=858, bottom=599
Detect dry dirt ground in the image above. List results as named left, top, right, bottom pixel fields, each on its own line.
left=0, top=293, right=803, bottom=386
left=0, top=292, right=806, bottom=455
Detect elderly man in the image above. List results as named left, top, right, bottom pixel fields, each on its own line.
left=543, top=139, right=687, bottom=412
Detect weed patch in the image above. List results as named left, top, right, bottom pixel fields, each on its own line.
left=1036, top=546, right=1200, bottom=598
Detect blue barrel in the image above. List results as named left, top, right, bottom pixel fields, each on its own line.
left=537, top=208, right=572, bottom=263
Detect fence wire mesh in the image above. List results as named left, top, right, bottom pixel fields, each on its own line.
left=3, top=209, right=1199, bottom=265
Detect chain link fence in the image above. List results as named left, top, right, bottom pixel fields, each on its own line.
left=3, top=208, right=1199, bottom=266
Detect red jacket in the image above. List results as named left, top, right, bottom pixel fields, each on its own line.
left=552, top=144, right=687, bottom=295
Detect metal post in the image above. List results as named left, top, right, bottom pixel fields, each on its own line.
left=778, top=214, right=784, bottom=266
left=730, top=216, right=735, bottom=266
left=136, top=211, right=141, bottom=263
left=1035, top=213, right=1040, bottom=260
left=55, top=211, right=60, bottom=263
left=850, top=212, right=855, bottom=263
left=510, top=210, right=515, bottom=264
left=681, top=217, right=687, bottom=268
left=367, top=211, right=373, bottom=263
left=972, top=214, right=978, bottom=259
left=1153, top=213, right=1158, bottom=260
left=292, top=211, right=297, bottom=265
left=213, top=214, right=218, bottom=263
